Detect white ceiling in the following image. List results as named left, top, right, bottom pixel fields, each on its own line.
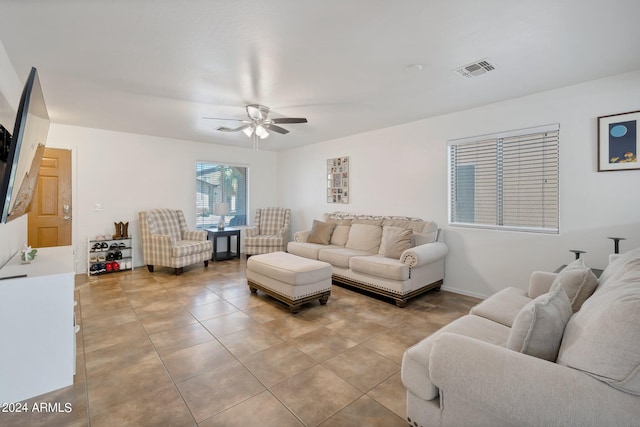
left=1, top=1, right=640, bottom=151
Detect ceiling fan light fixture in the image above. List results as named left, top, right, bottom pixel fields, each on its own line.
left=255, top=125, right=269, bottom=139
left=242, top=126, right=254, bottom=137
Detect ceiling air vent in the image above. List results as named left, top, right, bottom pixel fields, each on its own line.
left=454, top=58, right=496, bottom=78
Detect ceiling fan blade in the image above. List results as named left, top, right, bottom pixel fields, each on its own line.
left=265, top=124, right=289, bottom=134
left=217, top=124, right=252, bottom=132
left=204, top=117, right=251, bottom=123
left=271, top=117, right=308, bottom=124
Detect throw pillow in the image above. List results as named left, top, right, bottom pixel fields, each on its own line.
left=330, top=224, right=351, bottom=246
left=307, top=220, right=336, bottom=245
left=345, top=223, right=383, bottom=253
left=411, top=221, right=439, bottom=246
left=551, top=257, right=599, bottom=312
left=597, top=247, right=640, bottom=289
left=411, top=231, right=438, bottom=246
left=506, top=282, right=572, bottom=361
left=557, top=273, right=640, bottom=395
left=380, top=226, right=413, bottom=259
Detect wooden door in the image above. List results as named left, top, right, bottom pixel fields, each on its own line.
left=28, top=148, right=72, bottom=247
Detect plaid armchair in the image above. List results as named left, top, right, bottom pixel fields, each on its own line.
left=245, top=207, right=291, bottom=255
left=139, top=209, right=212, bottom=275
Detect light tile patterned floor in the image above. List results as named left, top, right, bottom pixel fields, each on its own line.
left=0, top=257, right=479, bottom=427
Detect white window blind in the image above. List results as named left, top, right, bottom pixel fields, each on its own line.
left=448, top=124, right=559, bottom=233
left=196, top=162, right=248, bottom=229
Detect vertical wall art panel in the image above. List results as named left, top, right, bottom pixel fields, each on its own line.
left=327, top=156, right=349, bottom=203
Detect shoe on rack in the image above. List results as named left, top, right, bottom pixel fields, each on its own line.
left=115, top=251, right=122, bottom=260
left=97, top=255, right=106, bottom=262
left=92, top=243, right=102, bottom=251
left=118, top=243, right=126, bottom=249
left=113, top=262, right=120, bottom=271
left=109, top=243, right=118, bottom=250
left=101, top=242, right=108, bottom=250
left=90, top=256, right=97, bottom=263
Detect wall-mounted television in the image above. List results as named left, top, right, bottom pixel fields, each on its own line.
left=0, top=67, right=50, bottom=224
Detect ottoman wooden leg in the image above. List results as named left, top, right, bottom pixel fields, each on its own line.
left=249, top=286, right=257, bottom=294
left=395, top=298, right=407, bottom=308
left=289, top=305, right=300, bottom=314
left=319, top=294, right=329, bottom=305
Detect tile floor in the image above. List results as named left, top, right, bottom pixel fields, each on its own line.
left=1, top=257, right=480, bottom=427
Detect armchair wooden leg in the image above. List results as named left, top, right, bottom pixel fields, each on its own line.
left=204, top=260, right=209, bottom=267
left=175, top=267, right=183, bottom=276
left=147, top=265, right=154, bottom=273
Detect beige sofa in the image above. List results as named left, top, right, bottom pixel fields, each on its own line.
left=401, top=249, right=640, bottom=427
left=287, top=212, right=447, bottom=307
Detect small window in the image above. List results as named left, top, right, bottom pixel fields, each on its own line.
left=448, top=124, right=559, bottom=233
left=196, top=161, right=248, bottom=229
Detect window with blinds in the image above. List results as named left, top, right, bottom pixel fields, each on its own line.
left=448, top=124, right=559, bottom=233
left=196, top=162, right=248, bottom=229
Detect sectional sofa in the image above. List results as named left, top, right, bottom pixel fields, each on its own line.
left=401, top=248, right=640, bottom=427
left=286, top=212, right=448, bottom=307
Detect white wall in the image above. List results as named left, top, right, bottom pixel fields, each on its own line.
left=278, top=70, right=640, bottom=298
left=47, top=124, right=279, bottom=273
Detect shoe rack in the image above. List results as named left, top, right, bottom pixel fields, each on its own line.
left=87, top=236, right=133, bottom=276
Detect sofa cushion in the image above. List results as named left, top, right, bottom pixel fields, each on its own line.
left=402, top=314, right=510, bottom=401
left=382, top=218, right=426, bottom=232
left=378, top=226, right=413, bottom=259
left=324, top=217, right=353, bottom=226
left=307, top=220, right=336, bottom=245
left=506, top=282, right=572, bottom=361
left=345, top=223, right=383, bottom=253
left=469, top=287, right=532, bottom=327
left=318, top=247, right=372, bottom=268
left=352, top=218, right=384, bottom=226
left=330, top=225, right=351, bottom=246
left=349, top=255, right=409, bottom=281
left=287, top=241, right=340, bottom=260
left=557, top=270, right=640, bottom=395
left=551, top=258, right=598, bottom=312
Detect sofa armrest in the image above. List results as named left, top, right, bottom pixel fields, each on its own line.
left=293, top=230, right=311, bottom=243
left=430, top=333, right=638, bottom=427
left=245, top=226, right=259, bottom=238
left=400, top=242, right=448, bottom=267
left=528, top=271, right=558, bottom=298
left=183, top=229, right=207, bottom=241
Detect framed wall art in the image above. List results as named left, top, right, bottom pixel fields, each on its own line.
left=598, top=110, right=640, bottom=172
left=327, top=156, right=349, bottom=203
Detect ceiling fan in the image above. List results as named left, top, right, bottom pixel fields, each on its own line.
left=204, top=104, right=308, bottom=147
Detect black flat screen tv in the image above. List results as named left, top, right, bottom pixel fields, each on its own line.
left=0, top=67, right=50, bottom=223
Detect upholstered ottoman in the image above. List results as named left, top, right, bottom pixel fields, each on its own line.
left=246, top=252, right=332, bottom=313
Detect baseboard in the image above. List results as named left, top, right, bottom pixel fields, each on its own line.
left=440, top=285, right=489, bottom=300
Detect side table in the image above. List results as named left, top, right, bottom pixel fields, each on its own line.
left=206, top=227, right=241, bottom=261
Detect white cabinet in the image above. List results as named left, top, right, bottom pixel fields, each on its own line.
left=0, top=246, right=75, bottom=404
